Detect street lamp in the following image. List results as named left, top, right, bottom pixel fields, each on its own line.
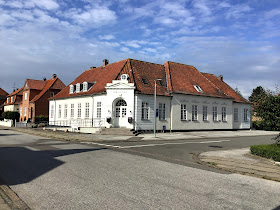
left=154, top=79, right=162, bottom=137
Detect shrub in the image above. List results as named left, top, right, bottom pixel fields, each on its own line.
left=250, top=144, right=280, bottom=161
left=35, top=115, right=49, bottom=123
left=252, top=121, right=264, bottom=130
left=1, top=111, right=20, bottom=123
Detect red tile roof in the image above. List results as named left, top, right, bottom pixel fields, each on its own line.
left=0, top=88, right=8, bottom=96
left=4, top=87, right=24, bottom=105
left=25, top=79, right=48, bottom=90
left=202, top=73, right=250, bottom=103
left=52, top=58, right=249, bottom=103
left=7, top=87, right=24, bottom=97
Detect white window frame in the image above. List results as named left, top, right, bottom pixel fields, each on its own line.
left=83, top=82, right=88, bottom=92
left=50, top=105, right=54, bottom=118
left=85, top=102, right=89, bottom=118
left=203, top=105, right=208, bottom=121
left=97, top=102, right=101, bottom=118
left=71, top=104, right=74, bottom=118
left=141, top=102, right=149, bottom=120
left=193, top=85, right=203, bottom=92
left=20, top=107, right=22, bottom=116
left=213, top=106, right=218, bottom=121
left=159, top=103, right=166, bottom=120
left=181, top=104, right=187, bottom=121
left=192, top=105, right=198, bottom=121
left=7, top=98, right=9, bottom=103
left=69, top=85, right=74, bottom=94
left=24, top=92, right=27, bottom=100
left=11, top=96, right=13, bottom=103
left=64, top=104, right=68, bottom=118
left=24, top=107, right=27, bottom=116
left=77, top=103, right=81, bottom=118
left=243, top=108, right=249, bottom=122
left=222, top=107, right=227, bottom=121
left=234, top=108, right=238, bottom=122
left=58, top=105, right=62, bottom=118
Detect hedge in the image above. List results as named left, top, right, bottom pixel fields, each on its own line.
left=1, top=111, right=20, bottom=122
left=35, top=115, right=49, bottom=123
left=250, top=144, right=280, bottom=162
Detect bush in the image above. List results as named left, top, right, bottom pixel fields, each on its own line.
left=35, top=115, right=49, bottom=123
left=250, top=144, right=280, bottom=161
left=252, top=121, right=264, bottom=130
left=1, top=111, right=20, bottom=123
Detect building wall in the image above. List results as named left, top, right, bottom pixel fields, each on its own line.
left=170, top=94, right=233, bottom=130
left=233, top=103, right=251, bottom=129
left=134, top=94, right=171, bottom=131
left=4, top=105, right=18, bottom=112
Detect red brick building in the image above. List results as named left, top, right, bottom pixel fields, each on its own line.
left=19, top=74, right=65, bottom=122
left=0, top=88, right=8, bottom=115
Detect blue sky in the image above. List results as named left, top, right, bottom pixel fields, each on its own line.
left=0, top=0, right=279, bottom=98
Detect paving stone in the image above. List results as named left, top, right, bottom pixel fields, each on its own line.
left=0, top=203, right=10, bottom=210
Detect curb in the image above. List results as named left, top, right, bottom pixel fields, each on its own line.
left=0, top=184, right=30, bottom=210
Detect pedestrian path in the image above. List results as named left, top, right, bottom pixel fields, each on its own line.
left=199, top=148, right=280, bottom=181
left=0, top=195, right=10, bottom=210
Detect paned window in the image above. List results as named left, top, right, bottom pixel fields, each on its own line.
left=159, top=103, right=166, bottom=120
left=24, top=107, right=27, bottom=116
left=76, top=83, right=81, bottom=93
left=7, top=98, right=9, bottom=103
left=243, top=109, right=249, bottom=122
left=222, top=107, right=227, bottom=121
left=71, top=104, right=74, bottom=118
left=181, top=104, right=187, bottom=120
left=142, top=102, right=149, bottom=120
left=69, top=85, right=74, bottom=94
left=116, top=100, right=127, bottom=106
left=24, top=92, right=27, bottom=100
left=85, top=103, right=89, bottom=118
left=11, top=97, right=13, bottom=102
left=213, top=106, right=218, bottom=121
left=192, top=105, right=198, bottom=121
left=77, top=103, right=81, bottom=118
left=20, top=107, right=22, bottom=116
left=58, top=105, right=61, bottom=118
left=234, top=108, right=238, bottom=122
left=50, top=92, right=54, bottom=97
left=97, top=102, right=101, bottom=118
left=64, top=104, right=67, bottom=118
left=122, top=108, right=127, bottom=117
left=50, top=105, right=54, bottom=118
left=83, top=82, right=88, bottom=92
left=203, top=105, right=208, bottom=121
left=115, top=107, right=120, bottom=117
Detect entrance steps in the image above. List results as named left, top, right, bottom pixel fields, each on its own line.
left=100, top=128, right=136, bottom=136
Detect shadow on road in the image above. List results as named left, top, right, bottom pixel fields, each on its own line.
left=0, top=147, right=105, bottom=186
left=0, top=133, right=19, bottom=136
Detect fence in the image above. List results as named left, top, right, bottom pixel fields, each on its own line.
left=49, top=118, right=106, bottom=128
left=0, top=119, right=13, bottom=127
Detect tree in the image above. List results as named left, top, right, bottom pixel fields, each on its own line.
left=249, top=86, right=267, bottom=103
left=2, top=111, right=20, bottom=124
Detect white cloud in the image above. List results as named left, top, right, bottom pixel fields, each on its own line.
left=265, top=9, right=280, bottom=19
left=98, top=34, right=115, bottom=40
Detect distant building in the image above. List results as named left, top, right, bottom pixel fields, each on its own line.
left=0, top=88, right=8, bottom=115
left=49, top=58, right=251, bottom=131
left=18, top=74, right=65, bottom=122
left=3, top=87, right=23, bottom=112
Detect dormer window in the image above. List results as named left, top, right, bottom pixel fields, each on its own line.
left=76, top=83, right=81, bottom=93
left=142, top=78, right=148, bottom=85
left=11, top=96, right=13, bottom=102
left=7, top=98, right=9, bottom=103
left=121, top=74, right=129, bottom=81
left=193, top=85, right=203, bottom=92
left=83, top=82, right=88, bottom=92
left=69, top=85, right=74, bottom=94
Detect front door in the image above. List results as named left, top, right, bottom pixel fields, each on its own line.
left=114, top=99, right=127, bottom=127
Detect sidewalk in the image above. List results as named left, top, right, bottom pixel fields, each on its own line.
left=199, top=148, right=280, bottom=182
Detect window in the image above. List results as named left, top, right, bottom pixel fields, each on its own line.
left=24, top=107, right=27, bottom=116
left=192, top=105, right=198, bottom=121
left=77, top=103, right=81, bottom=118
left=181, top=104, right=187, bottom=120
left=85, top=103, right=89, bottom=118
left=121, top=74, right=128, bottom=80
left=97, top=102, right=101, bottom=118
left=203, top=106, right=208, bottom=121
left=7, top=98, right=9, bottom=103
left=142, top=78, right=148, bottom=84
left=122, top=108, right=127, bottom=117
left=115, top=107, right=120, bottom=117
left=76, top=83, right=81, bottom=93
left=222, top=107, right=226, bottom=121
left=58, top=105, right=62, bottom=118
left=50, top=92, right=54, bottom=97
left=243, top=109, right=249, bottom=122
left=142, top=102, right=149, bottom=120
left=234, top=108, right=238, bottom=122
left=116, top=99, right=127, bottom=106
left=71, top=104, right=74, bottom=118
left=50, top=105, right=54, bottom=118
left=213, top=106, right=218, bottom=121
left=20, top=107, right=22, bottom=116
left=159, top=103, right=166, bottom=120
left=24, top=92, right=27, bottom=100
left=193, top=85, right=203, bottom=92
left=69, top=85, right=74, bottom=94
left=11, top=97, right=13, bottom=103
left=83, top=82, right=88, bottom=92
left=64, top=104, right=68, bottom=118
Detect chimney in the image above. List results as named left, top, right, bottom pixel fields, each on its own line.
left=90, top=66, right=96, bottom=69
left=52, top=74, right=57, bottom=79
left=43, top=77, right=46, bottom=81
left=103, top=59, right=109, bottom=67
left=218, top=75, right=223, bottom=81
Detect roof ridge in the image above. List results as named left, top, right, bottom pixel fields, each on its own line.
left=166, top=61, right=195, bottom=68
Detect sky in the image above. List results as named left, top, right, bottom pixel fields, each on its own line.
left=0, top=0, right=279, bottom=98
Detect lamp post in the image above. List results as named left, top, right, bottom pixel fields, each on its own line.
left=154, top=79, right=162, bottom=138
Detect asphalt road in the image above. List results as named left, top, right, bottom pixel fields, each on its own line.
left=0, top=128, right=280, bottom=209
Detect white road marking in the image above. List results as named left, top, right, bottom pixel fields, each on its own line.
left=82, top=140, right=230, bottom=149
left=24, top=146, right=40, bottom=151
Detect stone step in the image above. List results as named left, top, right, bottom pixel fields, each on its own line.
left=100, top=128, right=135, bottom=136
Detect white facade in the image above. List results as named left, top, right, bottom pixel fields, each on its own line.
left=4, top=104, right=19, bottom=112
left=50, top=79, right=251, bottom=131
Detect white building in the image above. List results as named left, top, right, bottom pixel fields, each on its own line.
left=49, top=59, right=251, bottom=131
